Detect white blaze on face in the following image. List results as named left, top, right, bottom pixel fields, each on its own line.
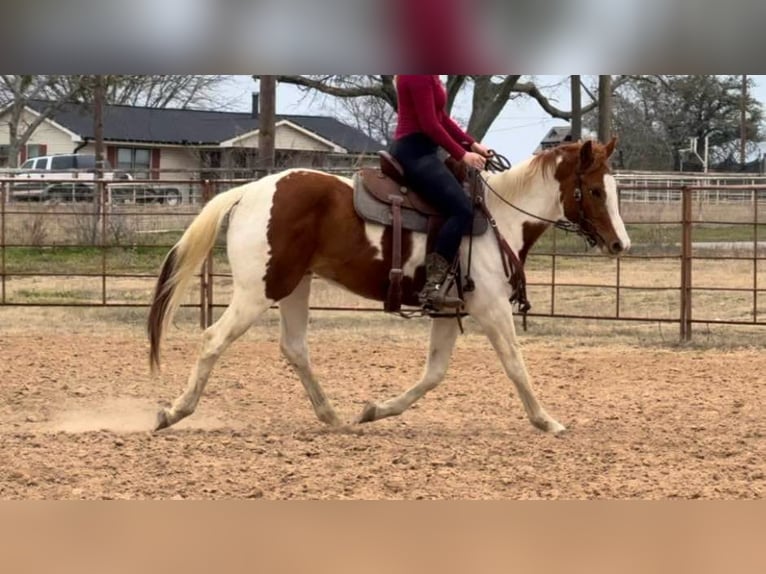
left=604, top=174, right=631, bottom=251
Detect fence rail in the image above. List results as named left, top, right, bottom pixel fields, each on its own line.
left=1, top=170, right=765, bottom=340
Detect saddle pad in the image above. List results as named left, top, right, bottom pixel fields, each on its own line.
left=353, top=173, right=488, bottom=236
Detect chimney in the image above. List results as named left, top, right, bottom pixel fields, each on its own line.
left=251, top=92, right=259, bottom=118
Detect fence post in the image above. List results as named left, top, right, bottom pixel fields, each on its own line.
left=680, top=185, right=693, bottom=341
left=1, top=181, right=5, bottom=305
left=198, top=179, right=215, bottom=328
left=198, top=179, right=212, bottom=329
left=205, top=182, right=215, bottom=328
left=754, top=188, right=759, bottom=323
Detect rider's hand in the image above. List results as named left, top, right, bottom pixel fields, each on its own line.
left=462, top=151, right=486, bottom=170
left=471, top=142, right=492, bottom=158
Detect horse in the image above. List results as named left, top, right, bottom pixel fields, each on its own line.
left=148, top=137, right=629, bottom=434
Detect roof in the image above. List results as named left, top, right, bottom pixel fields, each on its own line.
left=535, top=125, right=598, bottom=153
left=26, top=100, right=383, bottom=154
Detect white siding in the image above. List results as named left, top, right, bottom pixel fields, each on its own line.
left=159, top=147, right=201, bottom=180
left=0, top=109, right=79, bottom=158
left=233, top=124, right=332, bottom=152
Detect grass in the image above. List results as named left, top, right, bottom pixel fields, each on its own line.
left=2, top=224, right=763, bottom=276
left=2, top=245, right=229, bottom=275
left=529, top=224, right=766, bottom=256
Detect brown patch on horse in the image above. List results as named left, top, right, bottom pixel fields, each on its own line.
left=264, top=171, right=423, bottom=303
left=549, top=138, right=616, bottom=246
left=519, top=222, right=549, bottom=263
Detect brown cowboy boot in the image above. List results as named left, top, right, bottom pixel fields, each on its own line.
left=419, top=253, right=463, bottom=310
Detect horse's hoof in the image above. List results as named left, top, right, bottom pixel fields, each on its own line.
left=532, top=417, right=566, bottom=435
left=356, top=402, right=378, bottom=424
left=154, top=409, right=171, bottom=431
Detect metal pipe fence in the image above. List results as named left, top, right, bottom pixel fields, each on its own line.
left=1, top=170, right=765, bottom=341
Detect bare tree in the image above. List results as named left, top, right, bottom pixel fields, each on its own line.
left=97, top=75, right=229, bottom=109
left=0, top=75, right=89, bottom=167
left=274, top=75, right=633, bottom=141
left=331, top=94, right=397, bottom=146
left=1, top=75, right=231, bottom=168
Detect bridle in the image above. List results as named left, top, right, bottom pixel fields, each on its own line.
left=480, top=153, right=604, bottom=249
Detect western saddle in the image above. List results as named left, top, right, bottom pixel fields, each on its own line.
left=353, top=151, right=488, bottom=313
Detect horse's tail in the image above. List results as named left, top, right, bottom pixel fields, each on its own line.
left=148, top=185, right=246, bottom=373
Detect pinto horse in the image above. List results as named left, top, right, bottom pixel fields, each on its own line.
left=148, top=138, right=629, bottom=433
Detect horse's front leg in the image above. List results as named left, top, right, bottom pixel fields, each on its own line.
left=356, top=318, right=460, bottom=423
left=468, top=294, right=566, bottom=434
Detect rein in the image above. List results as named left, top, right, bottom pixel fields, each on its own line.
left=479, top=156, right=600, bottom=248
left=463, top=153, right=531, bottom=315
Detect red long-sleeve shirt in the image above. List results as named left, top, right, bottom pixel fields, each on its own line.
left=394, top=75, right=475, bottom=160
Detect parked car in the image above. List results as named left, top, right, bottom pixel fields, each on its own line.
left=9, top=153, right=132, bottom=202
left=106, top=182, right=183, bottom=206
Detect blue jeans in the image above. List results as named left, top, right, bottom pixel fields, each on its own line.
left=390, top=133, right=472, bottom=262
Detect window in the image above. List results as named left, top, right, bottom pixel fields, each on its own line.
left=51, top=156, right=73, bottom=170
left=0, top=146, right=9, bottom=167
left=26, top=144, right=46, bottom=159
left=116, top=148, right=151, bottom=179
left=75, top=155, right=96, bottom=170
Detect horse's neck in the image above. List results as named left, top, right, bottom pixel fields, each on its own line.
left=484, top=163, right=562, bottom=253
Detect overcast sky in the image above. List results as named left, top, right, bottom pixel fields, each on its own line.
left=220, top=75, right=766, bottom=164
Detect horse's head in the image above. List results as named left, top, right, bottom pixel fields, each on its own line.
left=555, top=138, right=631, bottom=256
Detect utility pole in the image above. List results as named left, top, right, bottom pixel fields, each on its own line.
left=257, top=75, right=277, bottom=176
left=740, top=74, right=747, bottom=169
left=94, top=75, right=104, bottom=176
left=598, top=75, right=612, bottom=143
left=570, top=75, right=582, bottom=141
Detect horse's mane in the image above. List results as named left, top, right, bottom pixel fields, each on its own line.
left=490, top=141, right=604, bottom=200
left=490, top=145, right=566, bottom=199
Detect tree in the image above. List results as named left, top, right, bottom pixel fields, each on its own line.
left=272, top=75, right=632, bottom=143
left=0, top=75, right=89, bottom=167
left=330, top=94, right=398, bottom=146
left=596, top=75, right=764, bottom=171
left=1, top=75, right=229, bottom=167
left=93, top=75, right=229, bottom=109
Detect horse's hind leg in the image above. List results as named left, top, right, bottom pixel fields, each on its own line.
left=356, top=318, right=460, bottom=423
left=279, top=274, right=341, bottom=426
left=155, top=291, right=269, bottom=430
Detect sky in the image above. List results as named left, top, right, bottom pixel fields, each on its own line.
left=219, top=75, right=766, bottom=165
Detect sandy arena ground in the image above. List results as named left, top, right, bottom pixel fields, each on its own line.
left=0, top=312, right=764, bottom=500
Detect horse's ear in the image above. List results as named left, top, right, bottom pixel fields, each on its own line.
left=605, top=136, right=618, bottom=158
left=580, top=140, right=594, bottom=170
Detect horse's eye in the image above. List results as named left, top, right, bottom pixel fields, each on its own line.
left=591, top=188, right=604, bottom=200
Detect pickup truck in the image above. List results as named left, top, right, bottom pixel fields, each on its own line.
left=8, top=154, right=181, bottom=205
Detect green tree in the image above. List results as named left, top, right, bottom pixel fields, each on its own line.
left=596, top=75, right=764, bottom=171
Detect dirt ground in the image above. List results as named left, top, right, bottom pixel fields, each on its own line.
left=0, top=313, right=764, bottom=500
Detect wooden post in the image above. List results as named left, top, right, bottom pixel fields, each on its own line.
left=680, top=186, right=693, bottom=341
left=598, top=75, right=612, bottom=144
left=94, top=75, right=107, bottom=305
left=570, top=75, right=582, bottom=141
left=257, top=75, right=277, bottom=177
left=741, top=74, right=747, bottom=169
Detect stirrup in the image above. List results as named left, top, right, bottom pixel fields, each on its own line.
left=419, top=286, right=464, bottom=312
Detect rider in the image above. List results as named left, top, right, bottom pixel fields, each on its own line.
left=390, top=74, right=491, bottom=310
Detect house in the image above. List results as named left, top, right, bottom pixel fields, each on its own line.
left=0, top=95, right=384, bottom=179
left=534, top=126, right=598, bottom=153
